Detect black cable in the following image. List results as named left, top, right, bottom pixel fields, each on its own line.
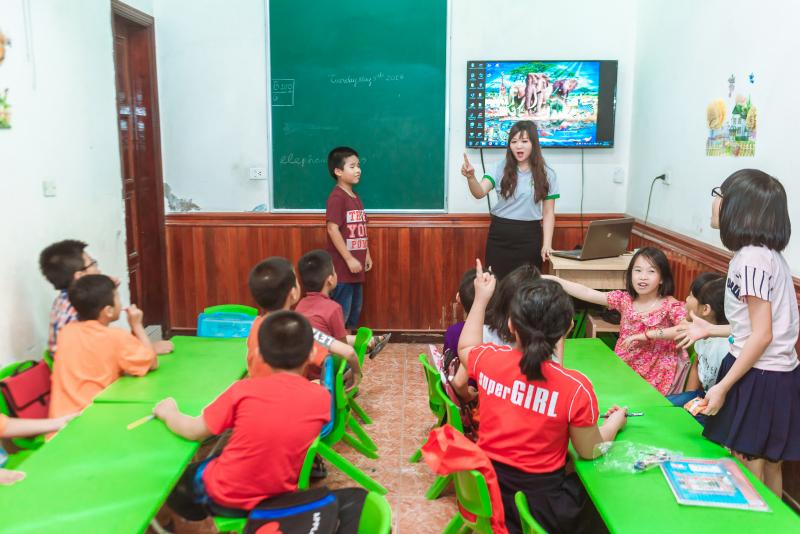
left=479, top=148, right=491, bottom=211
left=644, top=174, right=667, bottom=225
left=579, top=148, right=585, bottom=246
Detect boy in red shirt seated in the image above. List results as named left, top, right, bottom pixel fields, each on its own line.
left=455, top=260, right=627, bottom=534
left=246, top=257, right=361, bottom=383
left=154, top=311, right=331, bottom=524
left=295, top=249, right=390, bottom=356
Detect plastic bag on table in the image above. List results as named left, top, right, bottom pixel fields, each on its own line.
left=593, top=441, right=683, bottom=473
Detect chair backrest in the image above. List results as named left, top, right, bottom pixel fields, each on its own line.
left=320, top=356, right=336, bottom=438
left=357, top=492, right=392, bottom=534
left=453, top=470, right=493, bottom=523
left=204, top=304, right=259, bottom=316
left=297, top=437, right=321, bottom=491
left=353, top=327, right=373, bottom=368
left=418, top=354, right=447, bottom=424
left=322, top=356, right=351, bottom=445
left=515, top=491, right=549, bottom=534
left=419, top=354, right=465, bottom=432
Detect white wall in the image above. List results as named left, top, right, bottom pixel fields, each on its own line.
left=0, top=0, right=136, bottom=366
left=154, top=0, right=269, bottom=212
left=155, top=0, right=637, bottom=214
left=628, top=0, right=798, bottom=271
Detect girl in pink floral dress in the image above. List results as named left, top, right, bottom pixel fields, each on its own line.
left=545, top=247, right=689, bottom=395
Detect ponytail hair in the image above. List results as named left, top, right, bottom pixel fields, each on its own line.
left=509, top=279, right=574, bottom=381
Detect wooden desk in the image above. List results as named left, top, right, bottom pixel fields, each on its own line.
left=549, top=253, right=633, bottom=289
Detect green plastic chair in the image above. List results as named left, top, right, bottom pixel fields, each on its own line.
left=411, top=353, right=466, bottom=500
left=409, top=352, right=447, bottom=469
left=0, top=361, right=46, bottom=451
left=357, top=491, right=392, bottom=534
left=443, top=470, right=494, bottom=534
left=324, top=356, right=379, bottom=459
left=348, top=327, right=373, bottom=425
left=515, top=491, right=549, bottom=534
left=204, top=304, right=259, bottom=317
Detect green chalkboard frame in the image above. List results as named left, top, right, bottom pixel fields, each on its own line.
left=267, top=0, right=448, bottom=211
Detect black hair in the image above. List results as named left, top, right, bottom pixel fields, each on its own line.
left=719, top=169, right=791, bottom=252
left=327, top=146, right=359, bottom=180
left=485, top=264, right=541, bottom=342
left=697, top=278, right=728, bottom=325
left=68, top=274, right=116, bottom=321
left=625, top=247, right=675, bottom=298
left=457, top=268, right=477, bottom=314
left=510, top=279, right=574, bottom=381
left=248, top=257, right=296, bottom=312
left=501, top=120, right=549, bottom=201
left=690, top=272, right=722, bottom=299
left=297, top=249, right=335, bottom=293
left=39, top=239, right=89, bottom=290
left=258, top=310, right=314, bottom=370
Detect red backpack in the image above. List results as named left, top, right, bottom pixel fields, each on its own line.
left=0, top=360, right=51, bottom=419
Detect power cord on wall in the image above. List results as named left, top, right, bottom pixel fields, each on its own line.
left=579, top=148, right=585, bottom=246
left=644, top=174, right=667, bottom=225
left=479, top=148, right=491, bottom=211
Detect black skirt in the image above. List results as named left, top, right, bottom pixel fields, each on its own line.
left=703, top=353, right=800, bottom=462
left=491, top=460, right=606, bottom=534
left=485, top=216, right=543, bottom=280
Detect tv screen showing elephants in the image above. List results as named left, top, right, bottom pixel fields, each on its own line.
left=465, top=60, right=618, bottom=148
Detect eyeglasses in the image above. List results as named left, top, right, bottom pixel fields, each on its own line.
left=79, top=258, right=98, bottom=272
left=711, top=187, right=723, bottom=198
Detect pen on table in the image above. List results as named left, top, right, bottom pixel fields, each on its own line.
left=600, top=411, right=644, bottom=418
left=127, top=414, right=155, bottom=430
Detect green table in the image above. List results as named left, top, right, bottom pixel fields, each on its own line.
left=0, top=403, right=199, bottom=534
left=94, top=336, right=246, bottom=405
left=564, top=338, right=673, bottom=410
left=565, top=340, right=799, bottom=532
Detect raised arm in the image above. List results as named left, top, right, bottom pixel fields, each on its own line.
left=461, top=153, right=493, bottom=199
left=542, top=275, right=610, bottom=307
left=458, top=259, right=496, bottom=366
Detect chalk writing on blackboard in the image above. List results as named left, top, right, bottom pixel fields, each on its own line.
left=272, top=79, right=295, bottom=106
left=328, top=72, right=405, bottom=88
left=279, top=153, right=368, bottom=168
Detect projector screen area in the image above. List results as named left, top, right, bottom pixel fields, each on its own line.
left=466, top=60, right=618, bottom=149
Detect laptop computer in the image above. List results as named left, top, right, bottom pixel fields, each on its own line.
left=551, top=217, right=635, bottom=261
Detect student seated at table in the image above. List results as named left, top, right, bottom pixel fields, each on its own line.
left=295, top=249, right=390, bottom=357
left=546, top=247, right=689, bottom=396
left=0, top=412, right=76, bottom=485
left=38, top=239, right=172, bottom=355
left=443, top=267, right=477, bottom=355
left=247, top=257, right=361, bottom=382
left=154, top=311, right=331, bottom=526
left=483, top=264, right=540, bottom=346
left=625, top=273, right=729, bottom=424
left=456, top=260, right=627, bottom=534
left=49, top=275, right=158, bottom=422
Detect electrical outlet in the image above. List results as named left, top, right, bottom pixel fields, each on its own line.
left=249, top=167, right=267, bottom=180
left=612, top=168, right=625, bottom=184
left=42, top=180, right=57, bottom=197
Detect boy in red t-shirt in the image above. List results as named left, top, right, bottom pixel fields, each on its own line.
left=455, top=260, right=627, bottom=534
left=325, top=147, right=372, bottom=331
left=295, top=249, right=389, bottom=357
left=245, top=257, right=361, bottom=383
left=155, top=311, right=331, bottom=524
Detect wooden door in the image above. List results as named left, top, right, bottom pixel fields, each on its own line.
left=112, top=5, right=167, bottom=330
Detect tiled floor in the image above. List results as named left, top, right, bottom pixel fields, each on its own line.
left=316, top=343, right=457, bottom=533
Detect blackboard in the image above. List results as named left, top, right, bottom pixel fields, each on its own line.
left=269, top=0, right=447, bottom=210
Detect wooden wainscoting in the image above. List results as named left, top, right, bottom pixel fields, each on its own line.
left=164, top=212, right=619, bottom=333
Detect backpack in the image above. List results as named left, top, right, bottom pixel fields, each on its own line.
left=243, top=486, right=367, bottom=534
left=0, top=360, right=51, bottom=419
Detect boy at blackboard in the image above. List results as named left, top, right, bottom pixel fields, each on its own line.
left=326, top=146, right=372, bottom=330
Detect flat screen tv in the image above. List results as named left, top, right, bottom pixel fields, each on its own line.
left=466, top=60, right=618, bottom=148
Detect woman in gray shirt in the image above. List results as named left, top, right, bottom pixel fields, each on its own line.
left=461, top=120, right=559, bottom=279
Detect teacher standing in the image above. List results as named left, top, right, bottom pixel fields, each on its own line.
left=461, top=120, right=559, bottom=279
